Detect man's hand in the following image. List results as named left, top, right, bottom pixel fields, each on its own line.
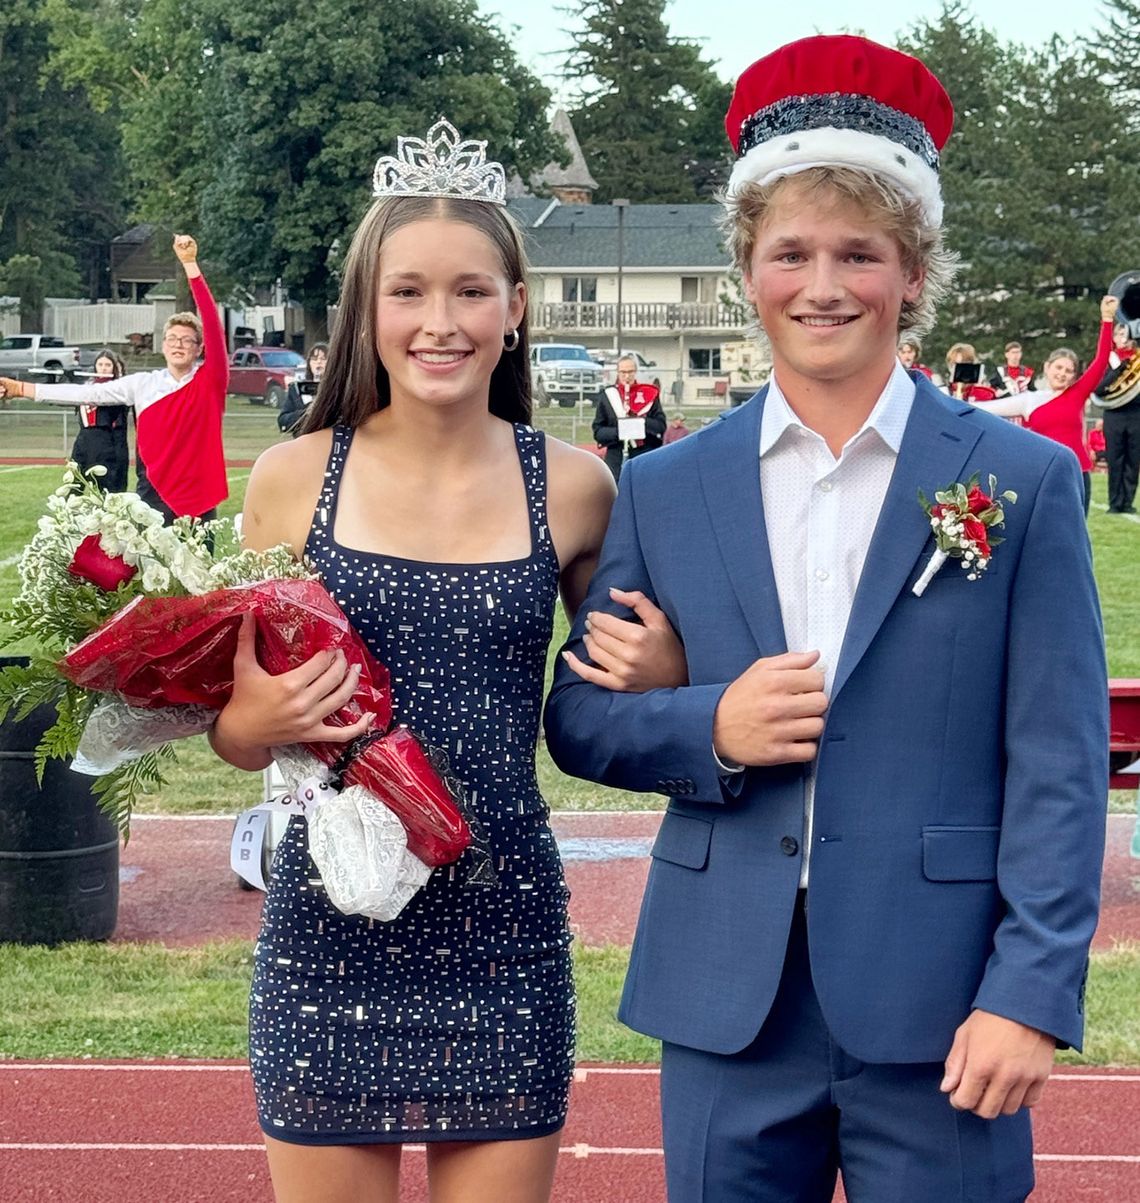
left=711, top=650, right=828, bottom=766
left=941, top=1010, right=1056, bottom=1118
left=0, top=376, right=27, bottom=403
left=172, top=234, right=198, bottom=264
left=562, top=587, right=688, bottom=692
left=1101, top=294, right=1119, bottom=323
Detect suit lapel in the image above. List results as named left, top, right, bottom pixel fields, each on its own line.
left=831, top=382, right=982, bottom=702
left=696, top=390, right=788, bottom=657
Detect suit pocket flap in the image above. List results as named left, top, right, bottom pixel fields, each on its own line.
left=651, top=811, right=713, bottom=870
left=922, top=826, right=1000, bottom=882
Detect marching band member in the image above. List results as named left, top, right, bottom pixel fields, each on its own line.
left=591, top=354, right=666, bottom=483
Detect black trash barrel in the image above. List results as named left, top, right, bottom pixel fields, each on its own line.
left=0, top=657, right=119, bottom=943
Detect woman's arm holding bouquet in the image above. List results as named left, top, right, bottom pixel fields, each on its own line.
left=209, top=435, right=371, bottom=771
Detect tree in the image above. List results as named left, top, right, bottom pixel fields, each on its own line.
left=901, top=3, right=1140, bottom=367
left=199, top=0, right=559, bottom=338
left=0, top=0, right=127, bottom=325
left=561, top=0, right=733, bottom=203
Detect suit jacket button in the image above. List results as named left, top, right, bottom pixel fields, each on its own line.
left=780, top=836, right=799, bottom=856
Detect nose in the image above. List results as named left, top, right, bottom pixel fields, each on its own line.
left=802, top=256, right=844, bottom=306
left=422, top=292, right=458, bottom=339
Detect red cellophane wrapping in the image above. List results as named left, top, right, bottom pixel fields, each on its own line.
left=59, top=579, right=471, bottom=866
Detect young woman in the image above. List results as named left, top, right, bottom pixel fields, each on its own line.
left=968, top=294, right=1117, bottom=513
left=209, top=128, right=675, bottom=1203
left=278, top=341, right=328, bottom=436
left=74, top=348, right=130, bottom=491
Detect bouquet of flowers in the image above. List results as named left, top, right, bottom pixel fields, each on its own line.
left=0, top=466, right=487, bottom=920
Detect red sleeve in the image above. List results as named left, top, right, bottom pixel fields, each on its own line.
left=189, top=273, right=229, bottom=400
left=1067, top=320, right=1113, bottom=408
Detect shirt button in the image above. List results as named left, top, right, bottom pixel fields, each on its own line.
left=819, top=480, right=833, bottom=493
left=814, top=568, right=829, bottom=582
left=780, top=836, right=800, bottom=856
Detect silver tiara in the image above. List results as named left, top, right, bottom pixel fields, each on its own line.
left=372, top=119, right=506, bottom=206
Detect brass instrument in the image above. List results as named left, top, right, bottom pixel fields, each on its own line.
left=1093, top=271, right=1140, bottom=409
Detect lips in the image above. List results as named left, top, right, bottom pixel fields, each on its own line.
left=794, top=315, right=857, bottom=327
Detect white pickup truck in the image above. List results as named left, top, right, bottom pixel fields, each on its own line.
left=0, top=334, right=82, bottom=379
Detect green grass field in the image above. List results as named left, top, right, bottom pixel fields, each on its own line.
left=0, top=459, right=1137, bottom=1063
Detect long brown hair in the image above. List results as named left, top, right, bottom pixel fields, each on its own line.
left=301, top=197, right=532, bottom=433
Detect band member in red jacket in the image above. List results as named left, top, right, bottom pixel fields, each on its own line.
left=991, top=340, right=1035, bottom=396
left=0, top=235, right=228, bottom=523
left=592, top=355, right=667, bottom=483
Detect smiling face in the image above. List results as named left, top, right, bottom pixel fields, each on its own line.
left=742, top=184, right=923, bottom=395
left=375, top=218, right=525, bottom=413
left=162, top=325, right=201, bottom=374
left=1044, top=353, right=1077, bottom=391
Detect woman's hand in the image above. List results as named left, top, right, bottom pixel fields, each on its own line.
left=210, top=613, right=375, bottom=769
left=562, top=587, right=688, bottom=693
left=1101, top=295, right=1119, bottom=323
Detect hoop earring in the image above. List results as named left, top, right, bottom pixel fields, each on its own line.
left=503, top=328, right=519, bottom=352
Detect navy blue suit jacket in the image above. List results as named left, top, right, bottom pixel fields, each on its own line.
left=544, top=376, right=1108, bottom=1063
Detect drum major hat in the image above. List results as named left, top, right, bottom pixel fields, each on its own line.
left=724, top=35, right=954, bottom=225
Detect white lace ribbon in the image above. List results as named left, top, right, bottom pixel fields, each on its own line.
left=230, top=748, right=432, bottom=921
left=72, top=699, right=217, bottom=775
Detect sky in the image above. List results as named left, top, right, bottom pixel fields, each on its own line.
left=481, top=0, right=1085, bottom=102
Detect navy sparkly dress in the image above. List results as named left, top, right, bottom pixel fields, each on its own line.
left=249, top=423, right=575, bottom=1144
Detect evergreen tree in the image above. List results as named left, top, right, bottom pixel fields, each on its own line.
left=561, top=0, right=733, bottom=203
left=902, top=3, right=1140, bottom=368
left=0, top=0, right=126, bottom=324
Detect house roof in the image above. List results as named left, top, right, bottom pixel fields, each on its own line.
left=508, top=200, right=727, bottom=270
left=540, top=110, right=599, bottom=192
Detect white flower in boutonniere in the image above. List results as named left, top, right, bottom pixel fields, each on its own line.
left=912, top=473, right=1017, bottom=597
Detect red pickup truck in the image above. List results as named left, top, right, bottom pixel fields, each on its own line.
left=227, top=346, right=306, bottom=408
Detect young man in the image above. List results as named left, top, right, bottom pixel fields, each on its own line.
left=991, top=340, right=1035, bottom=396
left=0, top=235, right=228, bottom=523
left=545, top=35, right=1107, bottom=1202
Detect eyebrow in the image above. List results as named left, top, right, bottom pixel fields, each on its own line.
left=380, top=270, right=498, bottom=284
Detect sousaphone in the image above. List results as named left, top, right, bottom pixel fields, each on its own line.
left=1093, top=270, right=1140, bottom=409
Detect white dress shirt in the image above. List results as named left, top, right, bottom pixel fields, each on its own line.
left=34, top=365, right=201, bottom=417
left=760, top=360, right=915, bottom=885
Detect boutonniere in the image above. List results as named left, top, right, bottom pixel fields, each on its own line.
left=912, top=473, right=1017, bottom=597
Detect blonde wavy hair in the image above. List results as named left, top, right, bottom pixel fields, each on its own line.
left=721, top=166, right=958, bottom=338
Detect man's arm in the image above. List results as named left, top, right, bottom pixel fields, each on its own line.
left=175, top=235, right=229, bottom=400
left=943, top=446, right=1108, bottom=1117
left=12, top=375, right=141, bottom=408
left=644, top=395, right=667, bottom=439
left=544, top=463, right=734, bottom=801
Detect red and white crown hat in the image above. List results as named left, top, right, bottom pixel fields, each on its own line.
left=724, top=35, right=954, bottom=226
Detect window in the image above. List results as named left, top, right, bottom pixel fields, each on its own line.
left=562, top=276, right=597, bottom=303
left=688, top=348, right=722, bottom=376
left=0, top=337, right=32, bottom=350
left=682, top=276, right=717, bottom=304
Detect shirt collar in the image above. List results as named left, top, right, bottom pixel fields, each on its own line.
left=760, top=359, right=916, bottom=458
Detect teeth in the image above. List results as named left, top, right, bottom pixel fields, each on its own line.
left=799, top=316, right=853, bottom=326
left=416, top=351, right=467, bottom=363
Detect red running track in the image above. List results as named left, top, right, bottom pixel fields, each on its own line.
left=114, top=812, right=1140, bottom=951
left=1, top=1062, right=1137, bottom=1202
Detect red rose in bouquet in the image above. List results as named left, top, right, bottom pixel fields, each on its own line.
left=68, top=534, right=138, bottom=591
left=59, top=579, right=471, bottom=867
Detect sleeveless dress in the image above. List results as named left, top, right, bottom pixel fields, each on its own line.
left=248, top=423, right=575, bottom=1145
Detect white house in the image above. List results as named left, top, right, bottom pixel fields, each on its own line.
left=506, top=112, right=758, bottom=405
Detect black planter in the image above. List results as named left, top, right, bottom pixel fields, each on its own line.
left=0, top=657, right=119, bottom=943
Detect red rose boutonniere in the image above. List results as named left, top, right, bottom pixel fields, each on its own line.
left=913, top=474, right=1017, bottom=597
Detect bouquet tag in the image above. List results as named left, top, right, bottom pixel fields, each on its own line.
left=230, top=775, right=335, bottom=891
